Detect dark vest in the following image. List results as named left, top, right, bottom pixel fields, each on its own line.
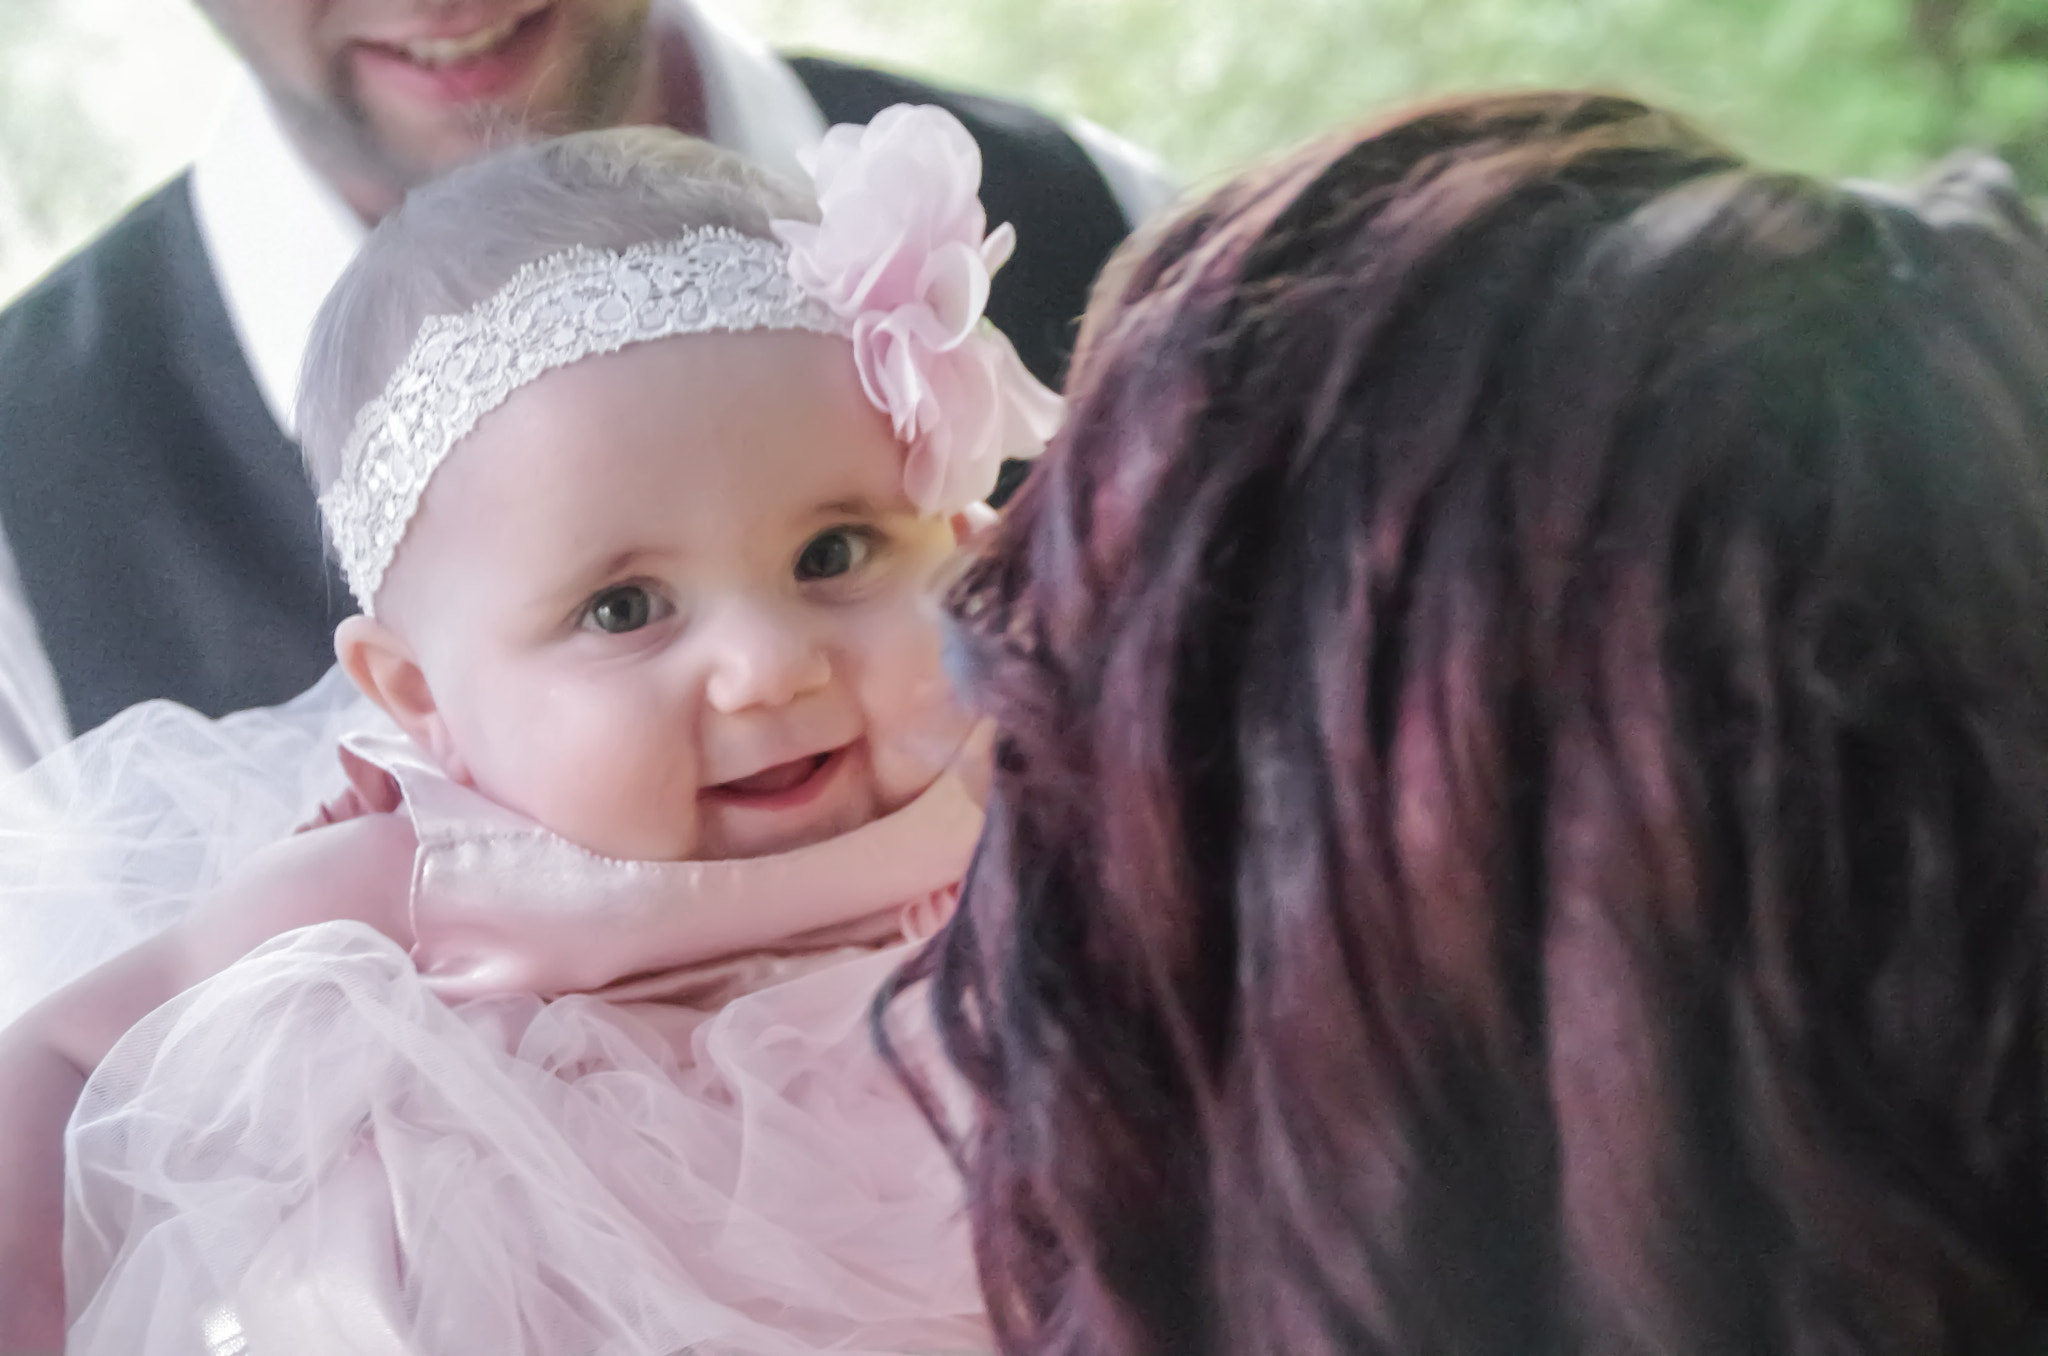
left=0, top=58, right=1131, bottom=736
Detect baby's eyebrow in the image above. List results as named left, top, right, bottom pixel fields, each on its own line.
left=812, top=495, right=891, bottom=519
left=567, top=548, right=656, bottom=589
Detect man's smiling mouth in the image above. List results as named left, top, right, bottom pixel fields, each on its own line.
left=358, top=3, right=551, bottom=67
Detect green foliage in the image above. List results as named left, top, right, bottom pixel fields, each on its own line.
left=0, top=0, right=124, bottom=293
left=6, top=0, right=2048, bottom=302
left=744, top=0, right=2041, bottom=188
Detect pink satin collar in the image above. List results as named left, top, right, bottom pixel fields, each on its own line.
left=332, top=724, right=990, bottom=1004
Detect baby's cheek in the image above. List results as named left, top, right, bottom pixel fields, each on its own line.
left=506, top=674, right=701, bottom=857
left=854, top=603, right=975, bottom=810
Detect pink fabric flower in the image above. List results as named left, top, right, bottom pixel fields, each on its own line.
left=772, top=104, right=1065, bottom=515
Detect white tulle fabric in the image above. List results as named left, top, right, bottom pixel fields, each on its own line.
left=0, top=669, right=388, bottom=1033
left=0, top=670, right=984, bottom=1355
left=65, top=929, right=981, bottom=1356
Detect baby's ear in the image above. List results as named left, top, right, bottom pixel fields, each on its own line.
left=947, top=501, right=999, bottom=546
left=334, top=615, right=468, bottom=782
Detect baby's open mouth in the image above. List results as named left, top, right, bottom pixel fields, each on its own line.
left=705, top=747, right=848, bottom=805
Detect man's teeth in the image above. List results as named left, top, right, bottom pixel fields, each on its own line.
left=397, top=16, right=526, bottom=66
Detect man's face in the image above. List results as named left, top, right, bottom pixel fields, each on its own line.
left=195, top=0, right=658, bottom=213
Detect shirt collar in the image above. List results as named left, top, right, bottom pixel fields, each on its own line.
left=188, top=68, right=365, bottom=439
left=189, top=0, right=829, bottom=437
left=677, top=0, right=828, bottom=185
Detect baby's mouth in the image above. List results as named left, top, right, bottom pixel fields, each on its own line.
left=704, top=746, right=850, bottom=807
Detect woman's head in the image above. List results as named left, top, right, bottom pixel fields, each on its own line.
left=932, top=93, right=2048, bottom=1356
left=307, top=127, right=982, bottom=862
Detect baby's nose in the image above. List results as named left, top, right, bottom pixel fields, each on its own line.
left=700, top=603, right=832, bottom=714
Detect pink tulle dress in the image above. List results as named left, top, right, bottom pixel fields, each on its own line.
left=3, top=674, right=990, bottom=1356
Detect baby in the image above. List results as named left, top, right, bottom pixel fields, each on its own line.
left=0, top=105, right=1056, bottom=1355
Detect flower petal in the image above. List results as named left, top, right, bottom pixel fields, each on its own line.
left=980, top=221, right=1017, bottom=276
left=852, top=314, right=931, bottom=442
left=772, top=103, right=1062, bottom=516
left=986, top=331, right=1067, bottom=453
left=914, top=240, right=991, bottom=348
left=918, top=345, right=1005, bottom=511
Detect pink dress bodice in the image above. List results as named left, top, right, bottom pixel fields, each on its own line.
left=324, top=727, right=984, bottom=1046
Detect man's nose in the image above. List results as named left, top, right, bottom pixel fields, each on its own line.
left=699, top=601, right=832, bottom=714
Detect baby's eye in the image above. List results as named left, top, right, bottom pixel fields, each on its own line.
left=794, top=527, right=876, bottom=582
left=583, top=584, right=661, bottom=634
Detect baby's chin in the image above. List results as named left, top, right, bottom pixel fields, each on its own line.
left=690, top=742, right=885, bottom=862
left=691, top=716, right=976, bottom=862
left=528, top=713, right=962, bottom=864
left=695, top=797, right=879, bottom=862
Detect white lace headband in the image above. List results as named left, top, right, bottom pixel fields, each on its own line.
left=319, top=231, right=844, bottom=609
left=320, top=103, right=1066, bottom=615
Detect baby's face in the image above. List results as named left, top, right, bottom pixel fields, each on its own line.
left=377, top=330, right=974, bottom=861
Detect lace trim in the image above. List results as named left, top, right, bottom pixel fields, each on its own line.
left=318, top=231, right=847, bottom=611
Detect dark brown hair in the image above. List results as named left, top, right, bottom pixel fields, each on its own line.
left=908, top=92, right=2048, bottom=1356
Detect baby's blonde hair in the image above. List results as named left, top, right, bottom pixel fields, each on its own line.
left=297, top=128, right=819, bottom=492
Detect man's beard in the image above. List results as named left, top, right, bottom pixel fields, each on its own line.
left=281, top=4, right=652, bottom=205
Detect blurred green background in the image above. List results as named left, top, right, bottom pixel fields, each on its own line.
left=4, top=0, right=2046, bottom=300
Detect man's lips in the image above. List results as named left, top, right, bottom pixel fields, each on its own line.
left=353, top=1, right=551, bottom=54
left=349, top=4, right=556, bottom=103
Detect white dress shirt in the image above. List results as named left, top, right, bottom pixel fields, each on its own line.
left=0, top=0, right=1172, bottom=772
